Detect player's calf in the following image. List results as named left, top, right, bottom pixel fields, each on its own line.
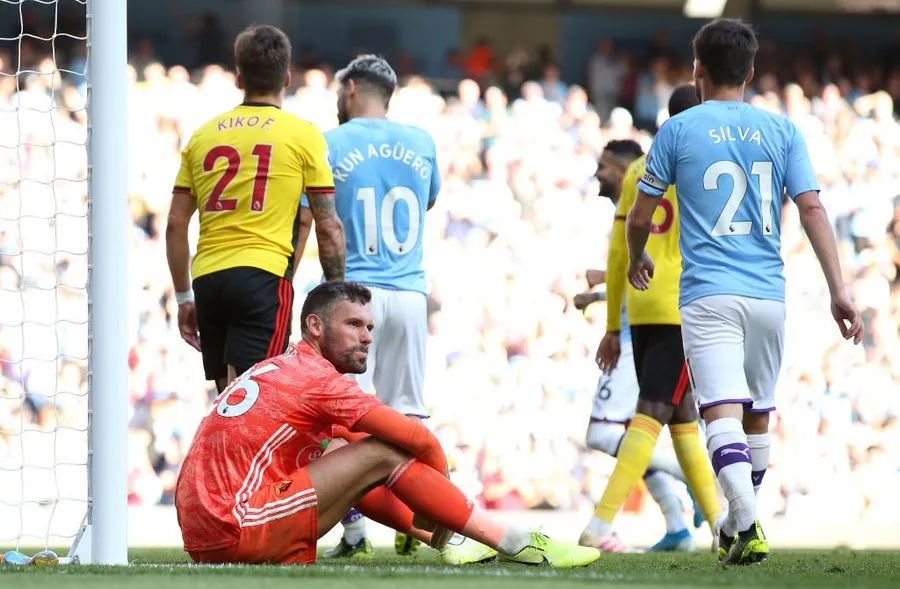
left=307, top=436, right=414, bottom=536
left=671, top=392, right=721, bottom=530
left=586, top=419, right=686, bottom=484
left=705, top=415, right=757, bottom=540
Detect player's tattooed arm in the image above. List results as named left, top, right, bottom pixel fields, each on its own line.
left=308, top=190, right=346, bottom=281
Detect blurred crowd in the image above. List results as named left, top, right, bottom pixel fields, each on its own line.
left=1, top=24, right=899, bottom=545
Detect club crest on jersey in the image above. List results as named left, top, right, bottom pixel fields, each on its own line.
left=274, top=480, right=292, bottom=495
left=295, top=444, right=324, bottom=469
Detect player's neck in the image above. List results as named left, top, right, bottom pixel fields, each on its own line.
left=301, top=336, right=322, bottom=356
left=242, top=93, right=283, bottom=108
left=703, top=85, right=744, bottom=103
left=351, top=105, right=388, bottom=120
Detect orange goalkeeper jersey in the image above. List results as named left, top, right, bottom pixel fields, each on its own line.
left=606, top=154, right=682, bottom=331
left=174, top=103, right=334, bottom=280
left=174, top=341, right=382, bottom=553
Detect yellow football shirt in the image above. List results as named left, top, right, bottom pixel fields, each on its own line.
left=174, top=103, right=334, bottom=280
left=606, top=154, right=682, bottom=330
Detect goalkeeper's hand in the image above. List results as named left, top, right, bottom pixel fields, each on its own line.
left=413, top=513, right=454, bottom=549
left=428, top=524, right=454, bottom=550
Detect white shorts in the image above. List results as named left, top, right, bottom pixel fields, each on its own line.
left=352, top=286, right=429, bottom=418
left=680, top=294, right=785, bottom=413
left=590, top=336, right=639, bottom=423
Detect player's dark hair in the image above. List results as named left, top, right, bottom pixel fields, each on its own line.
left=335, top=54, right=397, bottom=106
left=692, top=18, right=758, bottom=88
left=300, top=281, right=372, bottom=334
left=234, top=24, right=292, bottom=96
left=604, top=139, right=644, bottom=162
left=668, top=84, right=700, bottom=117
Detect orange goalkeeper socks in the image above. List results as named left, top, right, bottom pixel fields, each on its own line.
left=387, top=459, right=474, bottom=532
left=356, top=486, right=433, bottom=546
left=387, top=459, right=529, bottom=553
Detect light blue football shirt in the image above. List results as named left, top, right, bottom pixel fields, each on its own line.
left=620, top=305, right=631, bottom=343
left=638, top=100, right=819, bottom=306
left=302, top=118, right=440, bottom=294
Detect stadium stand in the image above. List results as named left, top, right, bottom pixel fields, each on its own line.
left=1, top=24, right=898, bottom=536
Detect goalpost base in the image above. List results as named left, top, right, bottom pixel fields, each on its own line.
left=65, top=519, right=92, bottom=565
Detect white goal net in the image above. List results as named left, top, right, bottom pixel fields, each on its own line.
left=1, top=0, right=127, bottom=563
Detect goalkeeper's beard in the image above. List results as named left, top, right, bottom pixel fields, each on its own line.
left=322, top=326, right=368, bottom=374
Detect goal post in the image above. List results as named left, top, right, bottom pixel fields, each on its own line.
left=77, top=0, right=129, bottom=565
left=0, top=0, right=128, bottom=565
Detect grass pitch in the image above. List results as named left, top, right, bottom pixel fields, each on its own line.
left=1, top=547, right=899, bottom=589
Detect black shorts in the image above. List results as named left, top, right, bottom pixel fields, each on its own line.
left=193, top=267, right=294, bottom=381
left=630, top=324, right=690, bottom=406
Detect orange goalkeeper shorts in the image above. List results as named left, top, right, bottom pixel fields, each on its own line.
left=189, top=468, right=319, bottom=565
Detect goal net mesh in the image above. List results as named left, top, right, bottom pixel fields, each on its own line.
left=0, top=0, right=90, bottom=551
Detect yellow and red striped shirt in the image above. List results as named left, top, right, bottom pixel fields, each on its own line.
left=174, top=103, right=334, bottom=280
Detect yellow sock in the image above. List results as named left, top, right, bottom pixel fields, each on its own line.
left=594, top=414, right=662, bottom=522
left=671, top=421, right=721, bottom=527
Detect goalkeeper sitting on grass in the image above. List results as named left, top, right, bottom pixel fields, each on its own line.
left=174, top=281, right=600, bottom=568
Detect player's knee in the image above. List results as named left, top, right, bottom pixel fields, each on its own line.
left=742, top=411, right=769, bottom=434
left=701, top=402, right=743, bottom=423
left=636, top=400, right=675, bottom=424
left=672, top=393, right=699, bottom=423
left=354, top=436, right=410, bottom=472
left=585, top=421, right=626, bottom=455
left=375, top=443, right=412, bottom=475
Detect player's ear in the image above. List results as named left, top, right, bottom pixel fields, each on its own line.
left=306, top=314, right=324, bottom=337
left=235, top=71, right=244, bottom=91
left=746, top=66, right=755, bottom=86
left=284, top=69, right=292, bottom=90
